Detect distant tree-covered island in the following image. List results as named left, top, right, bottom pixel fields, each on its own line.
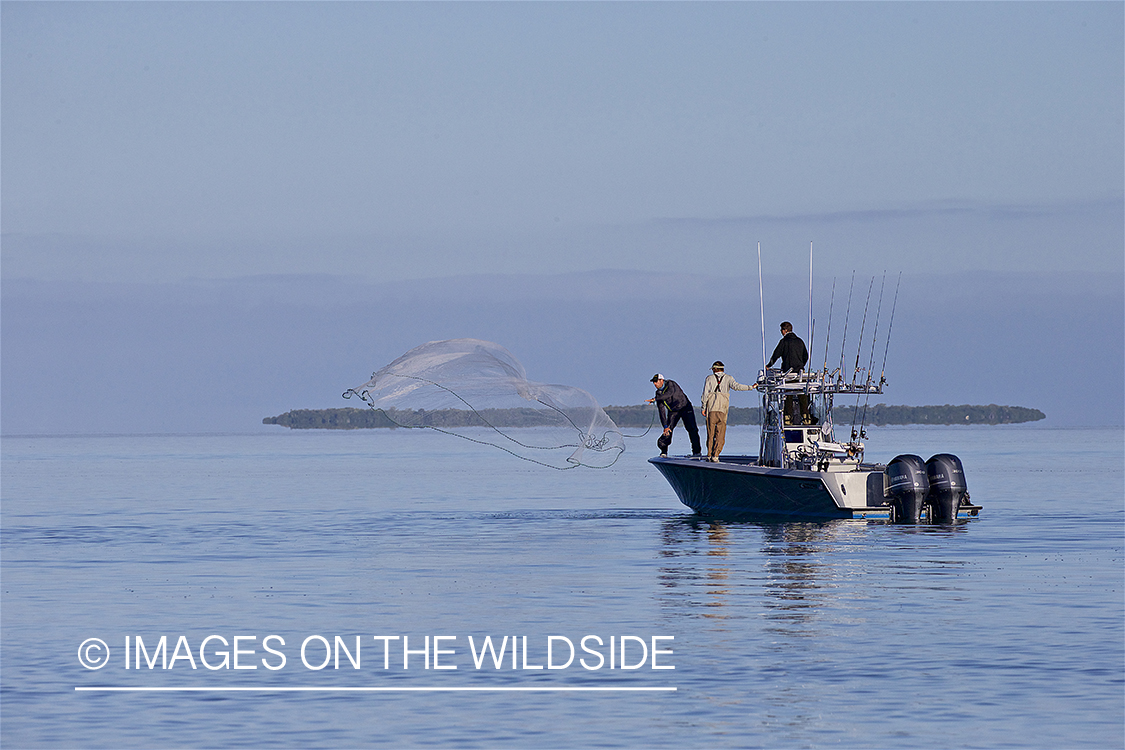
left=264, top=403, right=1045, bottom=429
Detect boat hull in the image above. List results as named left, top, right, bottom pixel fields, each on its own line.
left=649, top=455, right=887, bottom=520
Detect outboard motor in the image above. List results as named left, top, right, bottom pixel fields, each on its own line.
left=885, top=454, right=929, bottom=523
left=926, top=453, right=968, bottom=523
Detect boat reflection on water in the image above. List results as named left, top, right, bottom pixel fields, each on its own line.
left=659, top=518, right=838, bottom=630
left=657, top=514, right=978, bottom=740
left=658, top=516, right=971, bottom=632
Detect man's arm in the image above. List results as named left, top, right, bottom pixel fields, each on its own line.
left=766, top=339, right=784, bottom=368
left=728, top=377, right=754, bottom=391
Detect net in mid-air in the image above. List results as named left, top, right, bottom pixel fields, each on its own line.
left=343, top=339, right=625, bottom=469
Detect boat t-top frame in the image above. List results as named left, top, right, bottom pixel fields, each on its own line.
left=756, top=366, right=883, bottom=472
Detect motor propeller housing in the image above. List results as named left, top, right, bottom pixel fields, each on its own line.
left=886, top=454, right=929, bottom=523
left=926, top=453, right=969, bottom=524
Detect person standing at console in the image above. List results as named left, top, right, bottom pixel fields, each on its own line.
left=766, top=321, right=810, bottom=424
left=647, top=374, right=702, bottom=458
left=700, top=361, right=756, bottom=462
left=766, top=321, right=808, bottom=374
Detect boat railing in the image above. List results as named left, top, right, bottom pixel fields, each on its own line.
left=754, top=368, right=884, bottom=396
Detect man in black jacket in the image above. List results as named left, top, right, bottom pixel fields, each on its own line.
left=766, top=321, right=808, bottom=374
left=647, top=374, right=702, bottom=458
left=766, top=322, right=810, bottom=425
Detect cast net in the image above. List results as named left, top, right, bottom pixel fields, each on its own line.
left=343, top=339, right=625, bottom=469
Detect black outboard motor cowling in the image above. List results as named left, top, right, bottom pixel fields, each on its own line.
left=926, top=453, right=968, bottom=523
left=886, top=454, right=929, bottom=523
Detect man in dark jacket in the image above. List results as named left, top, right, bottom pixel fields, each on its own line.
left=766, top=321, right=808, bottom=373
left=647, top=374, right=702, bottom=458
left=767, top=322, right=810, bottom=425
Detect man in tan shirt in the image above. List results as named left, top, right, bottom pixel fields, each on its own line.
left=700, top=361, right=756, bottom=462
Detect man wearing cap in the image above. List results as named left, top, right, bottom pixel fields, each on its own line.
left=646, top=374, right=702, bottom=458
left=700, top=361, right=756, bottom=462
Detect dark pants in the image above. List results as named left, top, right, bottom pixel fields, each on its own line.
left=784, top=395, right=811, bottom=425
left=657, top=407, right=702, bottom=455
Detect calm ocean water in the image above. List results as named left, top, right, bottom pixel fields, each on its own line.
left=2, top=425, right=1122, bottom=748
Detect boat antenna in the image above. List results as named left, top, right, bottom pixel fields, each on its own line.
left=879, top=272, right=903, bottom=384
left=757, top=241, right=766, bottom=370
left=838, top=271, right=855, bottom=382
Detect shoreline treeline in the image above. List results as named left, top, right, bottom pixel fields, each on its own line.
left=264, top=404, right=1045, bottom=430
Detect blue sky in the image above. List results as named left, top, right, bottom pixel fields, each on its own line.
left=2, top=2, right=1122, bottom=432
left=3, top=2, right=1121, bottom=281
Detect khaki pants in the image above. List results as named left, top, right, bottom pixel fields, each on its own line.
left=706, top=411, right=728, bottom=458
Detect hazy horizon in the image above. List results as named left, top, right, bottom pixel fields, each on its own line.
left=3, top=267, right=1121, bottom=435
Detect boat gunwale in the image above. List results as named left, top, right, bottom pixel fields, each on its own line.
left=647, top=454, right=885, bottom=479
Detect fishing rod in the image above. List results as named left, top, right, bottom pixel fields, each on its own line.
left=822, top=277, right=836, bottom=374
left=879, top=272, right=903, bottom=385
left=852, top=276, right=875, bottom=384
left=756, top=241, right=768, bottom=458
left=849, top=276, right=875, bottom=439
left=866, top=273, right=887, bottom=384
left=807, top=241, right=814, bottom=369
left=757, top=241, right=766, bottom=371
left=838, top=271, right=855, bottom=383
left=857, top=273, right=888, bottom=434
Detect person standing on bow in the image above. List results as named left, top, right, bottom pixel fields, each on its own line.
left=700, top=361, right=756, bottom=462
left=646, top=374, right=702, bottom=458
left=766, top=321, right=810, bottom=424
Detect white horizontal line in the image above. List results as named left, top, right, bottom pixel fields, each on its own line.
left=76, top=686, right=676, bottom=693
